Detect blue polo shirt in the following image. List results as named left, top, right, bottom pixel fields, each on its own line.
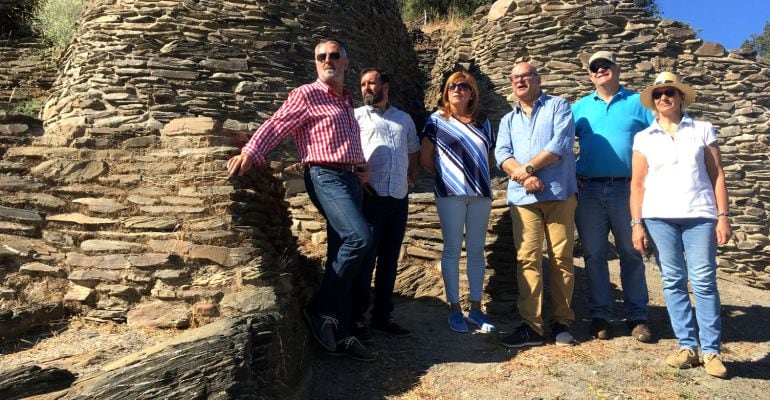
left=572, top=87, right=653, bottom=178
left=495, top=92, right=577, bottom=206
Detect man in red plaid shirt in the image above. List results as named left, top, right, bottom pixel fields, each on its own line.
left=228, top=39, right=375, bottom=362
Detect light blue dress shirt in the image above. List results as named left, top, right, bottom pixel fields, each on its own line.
left=355, top=105, right=420, bottom=199
left=495, top=92, right=578, bottom=206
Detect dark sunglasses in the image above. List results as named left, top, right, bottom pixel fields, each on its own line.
left=448, top=82, right=471, bottom=91
left=315, top=52, right=341, bottom=62
left=652, top=88, right=678, bottom=100
left=589, top=61, right=614, bottom=73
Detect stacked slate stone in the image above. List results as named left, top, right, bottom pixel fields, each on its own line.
left=424, top=0, right=769, bottom=289
left=40, top=0, right=423, bottom=150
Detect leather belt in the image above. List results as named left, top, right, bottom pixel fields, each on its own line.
left=581, top=176, right=631, bottom=183
left=306, top=162, right=358, bottom=173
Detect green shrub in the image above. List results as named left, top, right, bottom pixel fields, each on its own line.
left=12, top=98, right=45, bottom=118
left=31, top=0, right=85, bottom=52
left=397, top=0, right=494, bottom=24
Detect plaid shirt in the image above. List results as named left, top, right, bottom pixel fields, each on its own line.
left=241, top=79, right=365, bottom=165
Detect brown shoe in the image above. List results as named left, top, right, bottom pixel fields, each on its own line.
left=628, top=320, right=652, bottom=343
left=666, top=348, right=700, bottom=369
left=590, top=318, right=611, bottom=340
left=702, top=353, right=728, bottom=378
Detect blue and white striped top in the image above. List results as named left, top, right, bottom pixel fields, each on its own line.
left=421, top=111, right=495, bottom=198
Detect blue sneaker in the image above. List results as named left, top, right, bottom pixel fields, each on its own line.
left=448, top=309, right=469, bottom=333
left=467, top=309, right=496, bottom=333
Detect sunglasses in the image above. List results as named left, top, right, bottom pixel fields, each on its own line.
left=652, top=88, right=678, bottom=100
left=448, top=82, right=471, bottom=91
left=589, top=61, right=614, bottom=73
left=315, top=52, right=341, bottom=62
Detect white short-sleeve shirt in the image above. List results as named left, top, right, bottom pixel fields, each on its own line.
left=633, top=116, right=718, bottom=219
left=355, top=105, right=420, bottom=199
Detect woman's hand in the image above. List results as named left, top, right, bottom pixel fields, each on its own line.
left=632, top=225, right=649, bottom=257
left=715, top=217, right=732, bottom=245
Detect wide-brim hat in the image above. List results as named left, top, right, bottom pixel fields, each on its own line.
left=640, top=71, right=696, bottom=110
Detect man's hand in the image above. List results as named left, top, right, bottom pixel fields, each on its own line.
left=510, top=165, right=532, bottom=184
left=522, top=176, right=543, bottom=193
left=227, top=153, right=254, bottom=176
left=354, top=162, right=371, bottom=183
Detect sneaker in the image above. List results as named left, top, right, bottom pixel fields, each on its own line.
left=448, top=309, right=469, bottom=333
left=329, top=336, right=377, bottom=362
left=666, top=348, right=700, bottom=369
left=371, top=317, right=411, bottom=337
left=590, top=318, right=611, bottom=340
left=702, top=353, right=728, bottom=378
left=551, top=322, right=577, bottom=346
left=500, top=324, right=544, bottom=348
left=350, top=320, right=373, bottom=344
left=627, top=320, right=653, bottom=343
left=467, top=309, right=496, bottom=333
left=303, top=308, right=338, bottom=352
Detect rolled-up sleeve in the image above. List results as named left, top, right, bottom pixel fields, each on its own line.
left=543, top=98, right=575, bottom=157
left=495, top=113, right=514, bottom=169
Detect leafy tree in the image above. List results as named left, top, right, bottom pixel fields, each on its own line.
left=31, top=0, right=85, bottom=53
left=742, top=21, right=770, bottom=61
left=634, top=0, right=659, bottom=17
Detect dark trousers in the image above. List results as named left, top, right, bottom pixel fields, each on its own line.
left=351, top=192, right=409, bottom=325
left=304, top=166, right=372, bottom=339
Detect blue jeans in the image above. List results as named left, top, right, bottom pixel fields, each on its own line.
left=645, top=218, right=721, bottom=354
left=575, top=181, right=648, bottom=321
left=304, top=166, right=372, bottom=339
left=435, top=195, right=492, bottom=304
left=351, top=193, right=409, bottom=324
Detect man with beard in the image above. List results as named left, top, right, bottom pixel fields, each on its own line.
left=495, top=62, right=578, bottom=348
left=228, top=39, right=376, bottom=362
left=572, top=51, right=654, bottom=343
left=350, top=68, right=420, bottom=341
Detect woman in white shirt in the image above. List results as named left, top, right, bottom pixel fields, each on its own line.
left=630, top=72, right=731, bottom=378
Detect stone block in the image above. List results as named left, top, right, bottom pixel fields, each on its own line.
left=19, top=262, right=66, bottom=278
left=127, top=300, right=190, bottom=329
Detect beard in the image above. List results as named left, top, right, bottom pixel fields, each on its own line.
left=363, top=89, right=384, bottom=106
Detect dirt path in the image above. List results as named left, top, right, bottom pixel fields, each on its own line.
left=305, top=259, right=770, bottom=400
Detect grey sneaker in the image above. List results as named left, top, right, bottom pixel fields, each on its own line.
left=551, top=322, right=577, bottom=346
left=329, top=336, right=377, bottom=362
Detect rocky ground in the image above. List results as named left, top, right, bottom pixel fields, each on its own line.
left=2, top=257, right=768, bottom=400
left=304, top=259, right=770, bottom=400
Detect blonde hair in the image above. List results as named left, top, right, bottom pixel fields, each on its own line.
left=440, top=71, right=481, bottom=123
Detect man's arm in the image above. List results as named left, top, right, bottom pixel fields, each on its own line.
left=228, top=89, right=308, bottom=176
left=405, top=115, right=421, bottom=188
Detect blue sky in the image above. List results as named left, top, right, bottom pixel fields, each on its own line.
left=658, top=0, right=769, bottom=50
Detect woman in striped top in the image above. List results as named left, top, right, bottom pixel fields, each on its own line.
left=420, top=71, right=496, bottom=334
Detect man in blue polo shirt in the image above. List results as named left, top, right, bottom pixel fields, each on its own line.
left=572, top=51, right=654, bottom=343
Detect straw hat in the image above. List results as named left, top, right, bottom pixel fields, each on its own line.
left=640, top=71, right=696, bottom=110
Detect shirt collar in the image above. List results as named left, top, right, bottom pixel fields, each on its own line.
left=513, top=91, right=546, bottom=114
left=591, top=86, right=628, bottom=102
left=314, top=78, right=351, bottom=100
left=650, top=114, right=694, bottom=134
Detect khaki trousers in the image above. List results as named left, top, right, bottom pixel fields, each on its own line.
left=510, top=194, right=577, bottom=336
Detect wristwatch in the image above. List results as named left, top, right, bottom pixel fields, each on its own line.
left=630, top=219, right=642, bottom=227
left=525, top=164, right=534, bottom=174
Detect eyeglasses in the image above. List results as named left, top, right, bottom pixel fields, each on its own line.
left=315, top=52, right=341, bottom=62
left=448, top=82, right=471, bottom=91
left=589, top=61, right=614, bottom=73
left=511, top=72, right=537, bottom=81
left=652, top=88, right=678, bottom=100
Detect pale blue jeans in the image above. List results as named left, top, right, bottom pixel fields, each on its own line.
left=645, top=218, right=721, bottom=354
left=435, top=195, right=492, bottom=304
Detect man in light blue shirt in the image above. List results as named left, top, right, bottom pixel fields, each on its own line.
left=495, top=62, right=578, bottom=349
left=572, top=51, right=654, bottom=343
left=351, top=68, right=420, bottom=340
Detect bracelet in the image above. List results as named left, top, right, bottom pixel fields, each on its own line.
left=717, top=211, right=730, bottom=217
left=630, top=218, right=642, bottom=227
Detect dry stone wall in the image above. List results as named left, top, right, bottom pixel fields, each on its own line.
left=0, top=38, right=58, bottom=109
left=40, top=0, right=423, bottom=149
